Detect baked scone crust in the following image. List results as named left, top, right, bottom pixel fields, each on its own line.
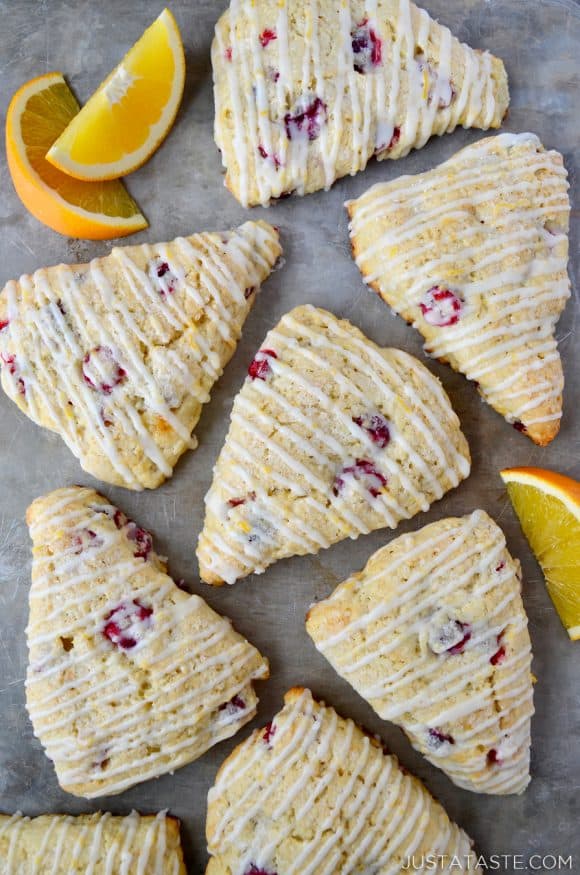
left=307, top=510, right=534, bottom=795
left=347, top=133, right=571, bottom=445
left=25, top=487, right=269, bottom=799
left=0, top=811, right=186, bottom=874
left=205, top=687, right=481, bottom=874
left=197, top=304, right=470, bottom=585
left=213, top=0, right=509, bottom=206
left=0, top=221, right=281, bottom=489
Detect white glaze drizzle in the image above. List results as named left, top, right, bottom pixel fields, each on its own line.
left=348, top=133, right=571, bottom=434
left=308, top=510, right=534, bottom=794
left=207, top=689, right=478, bottom=872
left=0, top=811, right=178, bottom=874
left=197, top=305, right=470, bottom=584
left=0, top=222, right=280, bottom=489
left=213, top=0, right=507, bottom=206
left=25, top=487, right=268, bottom=798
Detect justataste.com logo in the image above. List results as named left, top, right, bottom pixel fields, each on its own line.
left=402, top=854, right=574, bottom=871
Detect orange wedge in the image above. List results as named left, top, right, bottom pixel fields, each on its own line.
left=6, top=72, right=147, bottom=239
left=46, top=9, right=185, bottom=181
left=501, top=467, right=580, bottom=640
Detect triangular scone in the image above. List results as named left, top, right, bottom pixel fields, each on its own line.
left=307, top=510, right=534, bottom=795
left=212, top=0, right=509, bottom=206
left=197, top=305, right=470, bottom=585
left=0, top=221, right=281, bottom=489
left=0, top=811, right=186, bottom=874
left=347, top=133, right=571, bottom=446
left=25, top=487, right=269, bottom=799
left=206, top=688, right=480, bottom=874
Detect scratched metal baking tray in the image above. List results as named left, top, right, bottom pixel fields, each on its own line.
left=0, top=0, right=578, bottom=871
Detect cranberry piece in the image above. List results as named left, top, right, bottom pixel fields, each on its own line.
left=513, top=420, right=527, bottom=433
left=1, top=352, right=25, bottom=395
left=353, top=412, right=391, bottom=448
left=284, top=96, right=327, bottom=141
left=257, top=144, right=281, bottom=169
left=148, top=257, right=178, bottom=296
left=351, top=20, right=382, bottom=73
left=224, top=47, right=233, bottom=61
left=262, top=721, right=276, bottom=747
left=248, top=349, right=277, bottom=381
left=126, top=522, right=153, bottom=561
left=103, top=599, right=153, bottom=650
left=495, top=560, right=506, bottom=572
left=490, top=645, right=506, bottom=666
left=487, top=748, right=503, bottom=766
left=71, top=529, right=102, bottom=555
left=0, top=319, right=9, bottom=331
left=259, top=28, right=277, bottom=47
left=270, top=68, right=280, bottom=83
left=1, top=353, right=16, bottom=370
left=419, top=287, right=463, bottom=327
left=446, top=622, right=472, bottom=655
left=244, top=286, right=256, bottom=300
left=333, top=459, right=387, bottom=499
left=219, top=694, right=246, bottom=713
left=490, top=631, right=506, bottom=666
left=113, top=509, right=128, bottom=529
left=388, top=126, right=401, bottom=150
left=82, top=347, right=126, bottom=395
left=245, top=867, right=277, bottom=875
left=428, top=728, right=455, bottom=748
left=428, top=618, right=471, bottom=655
left=376, top=125, right=401, bottom=154
left=102, top=508, right=151, bottom=561
left=227, top=492, right=256, bottom=509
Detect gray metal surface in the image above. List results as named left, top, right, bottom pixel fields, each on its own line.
left=0, top=1, right=579, bottom=872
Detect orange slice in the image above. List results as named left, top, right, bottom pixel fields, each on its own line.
left=6, top=72, right=147, bottom=239
left=46, top=9, right=185, bottom=181
left=501, top=466, right=580, bottom=640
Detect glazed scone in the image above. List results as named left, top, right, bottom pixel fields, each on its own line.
left=25, top=486, right=269, bottom=799
left=347, top=133, right=571, bottom=446
left=0, top=811, right=185, bottom=874
left=212, top=0, right=509, bottom=206
left=206, top=688, right=481, bottom=874
left=307, top=510, right=534, bottom=795
left=197, top=305, right=470, bottom=585
left=0, top=221, right=281, bottom=489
